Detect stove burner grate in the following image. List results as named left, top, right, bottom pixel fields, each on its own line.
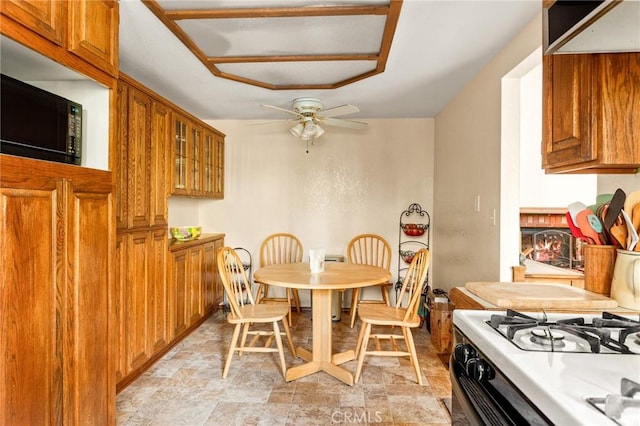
left=487, top=309, right=640, bottom=354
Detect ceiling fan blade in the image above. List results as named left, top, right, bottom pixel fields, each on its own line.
left=321, top=117, right=367, bottom=129
left=317, top=104, right=359, bottom=118
left=247, top=118, right=297, bottom=126
left=260, top=104, right=302, bottom=117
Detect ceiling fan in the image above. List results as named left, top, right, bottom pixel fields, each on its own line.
left=257, top=97, right=367, bottom=144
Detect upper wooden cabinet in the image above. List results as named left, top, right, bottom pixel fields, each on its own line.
left=0, top=0, right=67, bottom=46
left=171, top=114, right=190, bottom=196
left=1, top=0, right=118, bottom=77
left=68, top=0, right=119, bottom=76
left=542, top=53, right=640, bottom=173
left=116, top=78, right=170, bottom=230
left=151, top=101, right=170, bottom=225
left=170, top=114, right=225, bottom=199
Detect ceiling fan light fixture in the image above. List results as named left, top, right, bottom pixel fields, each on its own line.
left=302, top=120, right=317, bottom=136
left=314, top=125, right=325, bottom=138
left=290, top=123, right=304, bottom=137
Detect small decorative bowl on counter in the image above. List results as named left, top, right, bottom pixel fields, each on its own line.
left=400, top=250, right=416, bottom=264
left=402, top=223, right=426, bottom=236
left=170, top=226, right=202, bottom=242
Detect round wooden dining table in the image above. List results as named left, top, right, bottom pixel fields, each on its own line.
left=253, top=261, right=391, bottom=385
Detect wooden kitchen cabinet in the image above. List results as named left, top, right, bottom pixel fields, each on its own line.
left=170, top=248, right=189, bottom=338
left=1, top=155, right=115, bottom=425
left=213, top=132, right=225, bottom=198
left=126, top=85, right=152, bottom=229
left=149, top=228, right=169, bottom=353
left=189, top=124, right=203, bottom=196
left=203, top=239, right=224, bottom=312
left=168, top=235, right=225, bottom=339
left=171, top=114, right=225, bottom=198
left=1, top=0, right=118, bottom=76
left=542, top=53, right=640, bottom=173
left=117, top=77, right=171, bottom=229
left=68, top=0, right=119, bottom=76
left=125, top=231, right=153, bottom=372
left=115, top=81, right=130, bottom=229
left=0, top=0, right=67, bottom=46
left=115, top=228, right=169, bottom=386
left=114, top=74, right=226, bottom=392
left=172, top=114, right=189, bottom=195
left=151, top=101, right=170, bottom=226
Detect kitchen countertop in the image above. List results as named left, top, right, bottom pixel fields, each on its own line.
left=167, top=233, right=225, bottom=251
left=450, top=284, right=638, bottom=314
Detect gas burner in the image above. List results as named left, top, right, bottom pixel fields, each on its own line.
left=487, top=310, right=640, bottom=354
left=530, top=328, right=566, bottom=348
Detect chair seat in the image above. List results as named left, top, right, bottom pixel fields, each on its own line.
left=228, top=302, right=290, bottom=323
left=358, top=305, right=421, bottom=327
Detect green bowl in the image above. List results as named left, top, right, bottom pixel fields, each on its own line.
left=170, top=226, right=202, bottom=241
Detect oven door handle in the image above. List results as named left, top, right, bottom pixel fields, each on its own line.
left=451, top=363, right=512, bottom=426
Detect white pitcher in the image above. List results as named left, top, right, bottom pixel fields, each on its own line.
left=610, top=249, right=640, bottom=310
left=309, top=248, right=325, bottom=274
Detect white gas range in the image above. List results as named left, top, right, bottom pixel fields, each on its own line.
left=451, top=309, right=640, bottom=426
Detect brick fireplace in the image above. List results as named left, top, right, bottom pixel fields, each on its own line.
left=520, top=208, right=584, bottom=270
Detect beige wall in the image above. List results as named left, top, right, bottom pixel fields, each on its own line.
left=433, top=13, right=542, bottom=291
left=169, top=118, right=434, bottom=306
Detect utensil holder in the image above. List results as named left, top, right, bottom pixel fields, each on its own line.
left=583, top=244, right=617, bottom=295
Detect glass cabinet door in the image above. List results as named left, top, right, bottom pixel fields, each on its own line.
left=203, top=131, right=215, bottom=196
left=213, top=133, right=224, bottom=198
left=189, top=125, right=201, bottom=194
left=173, top=116, right=188, bottom=193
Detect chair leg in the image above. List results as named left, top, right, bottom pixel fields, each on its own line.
left=354, top=322, right=371, bottom=384
left=380, top=284, right=390, bottom=306
left=255, top=283, right=265, bottom=304
left=355, top=318, right=366, bottom=358
left=281, top=314, right=297, bottom=357
left=291, top=289, right=302, bottom=313
left=223, top=323, right=242, bottom=378
left=272, top=321, right=287, bottom=378
left=349, top=288, right=360, bottom=328
left=239, top=323, right=250, bottom=357
left=403, top=326, right=423, bottom=386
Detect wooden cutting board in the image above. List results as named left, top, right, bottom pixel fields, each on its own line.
left=464, top=282, right=618, bottom=310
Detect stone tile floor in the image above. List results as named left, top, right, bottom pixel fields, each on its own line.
left=116, top=309, right=452, bottom=425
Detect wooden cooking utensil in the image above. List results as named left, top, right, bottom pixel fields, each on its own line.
left=576, top=209, right=603, bottom=245
left=603, top=189, right=626, bottom=246
left=623, top=190, right=640, bottom=216
left=609, top=215, right=628, bottom=249
left=597, top=204, right=613, bottom=245
left=621, top=209, right=639, bottom=251
left=633, top=203, right=640, bottom=251
left=604, top=189, right=625, bottom=230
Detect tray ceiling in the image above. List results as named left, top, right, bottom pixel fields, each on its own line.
left=143, top=0, right=402, bottom=89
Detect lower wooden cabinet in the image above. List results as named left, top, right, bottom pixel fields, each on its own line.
left=168, top=235, right=225, bottom=339
left=1, top=155, right=114, bottom=424
left=203, top=239, right=224, bottom=312
left=116, top=228, right=169, bottom=383
left=115, top=233, right=224, bottom=391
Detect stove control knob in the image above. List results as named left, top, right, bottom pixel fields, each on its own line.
left=465, top=358, right=495, bottom=382
left=454, top=344, right=476, bottom=364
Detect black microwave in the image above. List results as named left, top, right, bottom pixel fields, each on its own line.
left=1, top=73, right=82, bottom=165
